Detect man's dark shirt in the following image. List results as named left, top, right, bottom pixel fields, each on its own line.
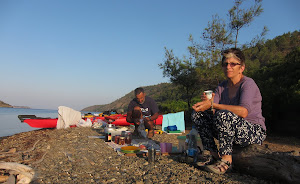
left=128, top=96, right=159, bottom=116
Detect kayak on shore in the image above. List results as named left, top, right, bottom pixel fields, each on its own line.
left=18, top=114, right=163, bottom=128
left=18, top=115, right=58, bottom=128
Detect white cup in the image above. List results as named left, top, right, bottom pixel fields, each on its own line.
left=204, top=90, right=213, bottom=100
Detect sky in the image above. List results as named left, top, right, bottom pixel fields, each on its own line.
left=0, top=0, right=299, bottom=111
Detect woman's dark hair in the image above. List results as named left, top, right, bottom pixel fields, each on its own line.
left=221, top=48, right=245, bottom=66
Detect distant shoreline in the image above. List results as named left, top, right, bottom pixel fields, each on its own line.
left=0, top=106, right=31, bottom=109
left=12, top=106, right=31, bottom=109
left=0, top=100, right=30, bottom=109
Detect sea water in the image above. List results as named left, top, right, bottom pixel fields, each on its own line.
left=0, top=108, right=58, bottom=137
left=0, top=108, right=101, bottom=137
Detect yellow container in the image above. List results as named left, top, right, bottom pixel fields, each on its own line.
left=84, top=115, right=94, bottom=118
left=154, top=130, right=163, bottom=134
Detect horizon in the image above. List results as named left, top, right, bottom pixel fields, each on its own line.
left=1, top=0, right=299, bottom=111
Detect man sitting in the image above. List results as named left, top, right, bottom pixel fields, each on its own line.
left=126, top=87, right=159, bottom=138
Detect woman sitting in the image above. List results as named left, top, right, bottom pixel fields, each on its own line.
left=192, top=48, right=266, bottom=174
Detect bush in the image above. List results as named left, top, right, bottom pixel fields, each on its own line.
left=159, top=100, right=188, bottom=114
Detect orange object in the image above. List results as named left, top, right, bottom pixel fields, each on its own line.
left=139, top=145, right=147, bottom=150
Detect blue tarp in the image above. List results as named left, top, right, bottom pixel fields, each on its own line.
left=162, top=111, right=185, bottom=133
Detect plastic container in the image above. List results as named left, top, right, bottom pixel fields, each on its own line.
left=187, top=134, right=198, bottom=157
left=160, top=143, right=167, bottom=153
left=104, top=124, right=115, bottom=133
left=105, top=126, right=128, bottom=137
left=160, top=142, right=172, bottom=153
left=187, top=126, right=200, bottom=155
left=167, top=125, right=177, bottom=131
left=166, top=143, right=172, bottom=153
left=177, top=135, right=203, bottom=152
left=189, top=126, right=198, bottom=138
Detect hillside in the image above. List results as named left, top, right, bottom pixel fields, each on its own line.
left=81, top=83, right=176, bottom=112
left=0, top=100, right=30, bottom=109
left=82, top=31, right=300, bottom=114
left=0, top=100, right=13, bottom=108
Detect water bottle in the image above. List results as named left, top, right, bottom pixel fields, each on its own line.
left=185, top=126, right=198, bottom=152
left=138, top=119, right=147, bottom=138
left=189, top=125, right=198, bottom=138
left=187, top=134, right=198, bottom=162
left=187, top=126, right=199, bottom=162
left=187, top=134, right=197, bottom=156
left=148, top=144, right=156, bottom=164
left=184, top=134, right=189, bottom=151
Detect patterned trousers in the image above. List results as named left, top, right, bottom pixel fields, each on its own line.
left=191, top=110, right=266, bottom=156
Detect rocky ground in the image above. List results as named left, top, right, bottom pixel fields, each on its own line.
left=1, top=126, right=299, bottom=184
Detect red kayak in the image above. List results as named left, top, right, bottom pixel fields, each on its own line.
left=24, top=118, right=58, bottom=128
left=99, top=115, right=163, bottom=126
left=18, top=114, right=163, bottom=128
left=155, top=115, right=163, bottom=125
left=18, top=115, right=57, bottom=128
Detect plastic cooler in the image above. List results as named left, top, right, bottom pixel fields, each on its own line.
left=177, top=136, right=204, bottom=152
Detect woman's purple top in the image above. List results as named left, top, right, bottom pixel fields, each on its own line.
left=214, top=76, right=266, bottom=130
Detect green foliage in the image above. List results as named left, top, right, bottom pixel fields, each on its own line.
left=82, top=83, right=177, bottom=112
left=251, top=46, right=300, bottom=129
left=84, top=1, right=299, bottom=135
left=229, top=0, right=263, bottom=47
left=159, top=0, right=266, bottom=113
left=194, top=14, right=233, bottom=52
left=159, top=100, right=188, bottom=114
left=246, top=26, right=269, bottom=48
left=153, top=85, right=182, bottom=102
left=159, top=48, right=203, bottom=109
left=159, top=27, right=299, bottom=133
left=244, top=31, right=300, bottom=67
left=84, top=31, right=300, bottom=124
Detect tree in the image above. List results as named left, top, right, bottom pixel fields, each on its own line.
left=251, top=46, right=300, bottom=132
left=160, top=0, right=266, bottom=113
left=189, top=14, right=233, bottom=87
left=159, top=48, right=202, bottom=109
left=246, top=26, right=269, bottom=48
left=229, top=0, right=264, bottom=48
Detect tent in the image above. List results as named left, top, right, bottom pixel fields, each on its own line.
left=161, top=111, right=185, bottom=133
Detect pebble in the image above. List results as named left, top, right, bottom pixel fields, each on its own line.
left=0, top=127, right=270, bottom=184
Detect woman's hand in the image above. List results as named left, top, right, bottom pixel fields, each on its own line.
left=192, top=101, right=211, bottom=112
left=192, top=93, right=214, bottom=112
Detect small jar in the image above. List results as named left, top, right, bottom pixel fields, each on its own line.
left=105, top=132, right=112, bottom=142
left=125, top=133, right=132, bottom=144
left=121, top=131, right=126, bottom=137
left=114, top=135, right=120, bottom=144
left=119, top=137, right=125, bottom=145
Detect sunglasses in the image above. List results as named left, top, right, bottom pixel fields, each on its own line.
left=222, top=62, right=241, bottom=67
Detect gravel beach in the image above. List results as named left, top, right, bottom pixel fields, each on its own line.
left=1, top=126, right=299, bottom=184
